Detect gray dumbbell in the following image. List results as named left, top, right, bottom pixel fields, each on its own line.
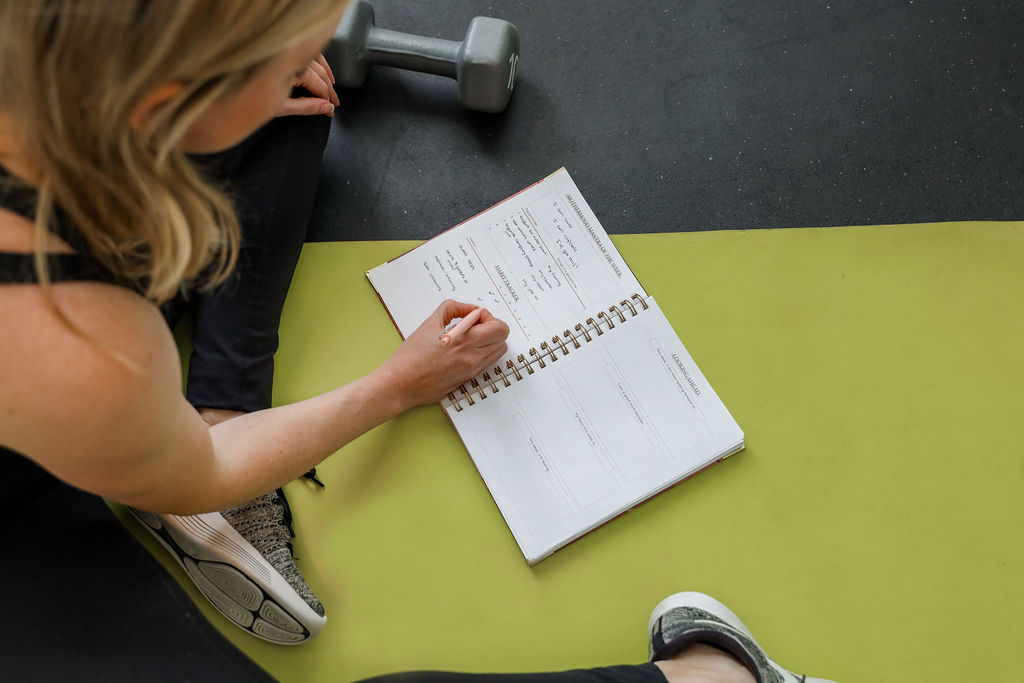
left=332, top=0, right=519, bottom=113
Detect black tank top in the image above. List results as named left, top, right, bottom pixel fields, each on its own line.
left=0, top=163, right=140, bottom=494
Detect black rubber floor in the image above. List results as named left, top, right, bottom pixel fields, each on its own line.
left=310, top=0, right=1023, bottom=242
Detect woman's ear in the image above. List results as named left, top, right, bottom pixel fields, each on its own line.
left=129, top=82, right=185, bottom=131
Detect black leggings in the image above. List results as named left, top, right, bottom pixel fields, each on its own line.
left=361, top=668, right=665, bottom=683
left=0, top=113, right=666, bottom=683
left=165, top=111, right=332, bottom=414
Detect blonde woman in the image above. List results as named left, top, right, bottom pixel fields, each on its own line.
left=1, top=0, right=503, bottom=665
left=0, top=2, right=835, bottom=682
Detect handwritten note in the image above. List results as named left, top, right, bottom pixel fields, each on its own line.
left=367, top=170, right=643, bottom=352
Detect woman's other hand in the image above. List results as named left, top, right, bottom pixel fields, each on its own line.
left=276, top=54, right=339, bottom=117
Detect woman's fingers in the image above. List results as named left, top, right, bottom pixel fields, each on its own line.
left=467, top=315, right=510, bottom=348
left=276, top=54, right=340, bottom=117
left=296, top=64, right=337, bottom=105
left=315, top=53, right=336, bottom=86
left=305, top=60, right=339, bottom=105
left=438, top=299, right=481, bottom=327
left=275, top=96, right=335, bottom=118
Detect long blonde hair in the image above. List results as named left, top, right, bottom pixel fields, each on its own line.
left=0, top=0, right=343, bottom=304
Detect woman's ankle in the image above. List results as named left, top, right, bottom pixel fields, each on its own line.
left=654, top=643, right=757, bottom=683
left=197, top=407, right=246, bottom=426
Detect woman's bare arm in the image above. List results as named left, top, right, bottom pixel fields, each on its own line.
left=0, top=270, right=507, bottom=514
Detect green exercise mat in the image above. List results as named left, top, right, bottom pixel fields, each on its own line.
left=124, top=222, right=1024, bottom=683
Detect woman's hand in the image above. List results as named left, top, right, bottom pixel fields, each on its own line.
left=380, top=299, right=510, bottom=410
left=276, top=54, right=340, bottom=118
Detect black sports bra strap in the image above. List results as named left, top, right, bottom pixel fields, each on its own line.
left=0, top=251, right=132, bottom=286
left=0, top=163, right=89, bottom=251
left=0, top=163, right=140, bottom=291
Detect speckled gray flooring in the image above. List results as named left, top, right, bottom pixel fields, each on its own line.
left=312, top=0, right=1023, bottom=242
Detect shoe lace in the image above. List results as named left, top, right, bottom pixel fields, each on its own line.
left=272, top=468, right=324, bottom=556
left=302, top=467, right=325, bottom=488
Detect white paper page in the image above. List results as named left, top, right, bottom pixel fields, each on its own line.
left=447, top=297, right=744, bottom=564
left=366, top=169, right=645, bottom=359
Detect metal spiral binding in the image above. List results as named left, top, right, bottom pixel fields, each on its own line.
left=446, top=293, right=649, bottom=411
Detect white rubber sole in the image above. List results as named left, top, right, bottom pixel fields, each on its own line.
left=128, top=507, right=326, bottom=645
left=648, top=592, right=838, bottom=683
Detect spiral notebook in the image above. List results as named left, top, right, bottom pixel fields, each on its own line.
left=367, top=169, right=744, bottom=564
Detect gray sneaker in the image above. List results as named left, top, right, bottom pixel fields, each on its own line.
left=648, top=592, right=838, bottom=683
left=129, top=488, right=326, bottom=644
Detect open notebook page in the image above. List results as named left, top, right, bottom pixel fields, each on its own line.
left=446, top=296, right=743, bottom=563
left=366, top=168, right=644, bottom=358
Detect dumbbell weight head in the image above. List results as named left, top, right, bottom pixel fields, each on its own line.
left=330, top=0, right=519, bottom=113
left=456, top=17, right=519, bottom=113
left=330, top=0, right=376, bottom=89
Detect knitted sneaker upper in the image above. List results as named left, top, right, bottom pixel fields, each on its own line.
left=220, top=490, right=325, bottom=617
left=651, top=605, right=785, bottom=683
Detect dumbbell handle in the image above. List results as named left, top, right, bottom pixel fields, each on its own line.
left=366, top=28, right=461, bottom=80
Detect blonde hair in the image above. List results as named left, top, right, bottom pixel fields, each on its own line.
left=0, top=0, right=343, bottom=305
